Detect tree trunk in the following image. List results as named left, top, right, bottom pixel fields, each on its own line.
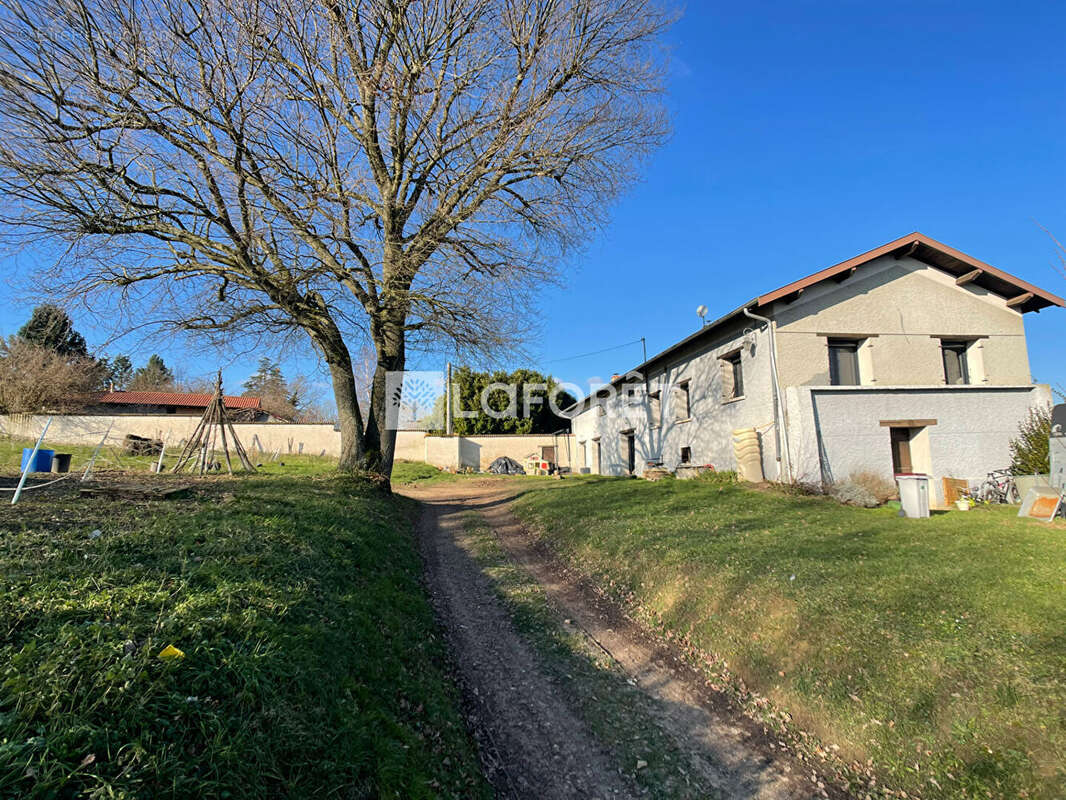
left=316, top=337, right=365, bottom=473
left=363, top=318, right=406, bottom=481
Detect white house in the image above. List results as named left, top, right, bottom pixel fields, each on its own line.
left=569, top=233, right=1063, bottom=505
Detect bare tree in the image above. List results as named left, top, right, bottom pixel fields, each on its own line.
left=0, top=0, right=670, bottom=476
left=0, top=338, right=103, bottom=413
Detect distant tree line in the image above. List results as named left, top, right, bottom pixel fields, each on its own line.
left=0, top=305, right=332, bottom=421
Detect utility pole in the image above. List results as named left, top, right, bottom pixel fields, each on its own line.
left=445, top=362, right=453, bottom=435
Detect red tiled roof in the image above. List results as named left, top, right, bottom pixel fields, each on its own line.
left=93, top=391, right=263, bottom=410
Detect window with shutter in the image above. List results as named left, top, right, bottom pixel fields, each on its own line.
left=674, top=381, right=690, bottom=421
left=720, top=351, right=744, bottom=401
left=941, top=340, right=970, bottom=385
left=648, top=390, right=661, bottom=427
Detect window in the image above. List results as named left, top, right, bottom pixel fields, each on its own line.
left=674, top=381, right=690, bottom=421
left=648, top=390, right=661, bottom=427
left=720, top=351, right=744, bottom=401
left=941, top=340, right=970, bottom=385
left=827, top=338, right=861, bottom=385
left=680, top=446, right=692, bottom=464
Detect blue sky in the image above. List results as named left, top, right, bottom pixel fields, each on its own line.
left=1, top=0, right=1063, bottom=401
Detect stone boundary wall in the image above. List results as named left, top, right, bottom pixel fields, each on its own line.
left=0, top=413, right=341, bottom=457
left=0, top=415, right=574, bottom=471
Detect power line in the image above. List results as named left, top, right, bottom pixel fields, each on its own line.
left=540, top=338, right=644, bottom=365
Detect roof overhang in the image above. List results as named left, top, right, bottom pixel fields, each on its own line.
left=755, top=232, right=1065, bottom=313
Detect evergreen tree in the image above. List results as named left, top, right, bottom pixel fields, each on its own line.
left=101, top=354, right=134, bottom=391
left=17, top=304, right=88, bottom=357
left=242, top=358, right=300, bottom=420
left=129, top=354, right=175, bottom=391
left=242, top=358, right=287, bottom=397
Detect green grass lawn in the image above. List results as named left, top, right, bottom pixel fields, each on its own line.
left=391, top=460, right=464, bottom=486
left=0, top=435, right=340, bottom=478
left=512, top=475, right=1066, bottom=800
left=0, top=445, right=487, bottom=798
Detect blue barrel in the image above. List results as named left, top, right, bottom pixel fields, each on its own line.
left=21, top=448, right=55, bottom=473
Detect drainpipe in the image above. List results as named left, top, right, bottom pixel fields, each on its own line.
left=743, top=307, right=793, bottom=484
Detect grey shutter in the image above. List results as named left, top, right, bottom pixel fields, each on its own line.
left=941, top=342, right=969, bottom=385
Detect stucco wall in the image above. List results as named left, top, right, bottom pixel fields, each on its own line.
left=785, top=384, right=1052, bottom=504
left=394, top=430, right=428, bottom=462
left=0, top=417, right=573, bottom=474
left=773, top=254, right=1031, bottom=387
left=572, top=319, right=783, bottom=479
left=455, top=434, right=576, bottom=471
left=0, top=414, right=342, bottom=456
left=423, top=436, right=460, bottom=471
left=2, top=416, right=575, bottom=473
left=401, top=432, right=574, bottom=472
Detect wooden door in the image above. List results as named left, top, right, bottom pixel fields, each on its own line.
left=890, top=427, right=913, bottom=474
left=625, top=434, right=635, bottom=474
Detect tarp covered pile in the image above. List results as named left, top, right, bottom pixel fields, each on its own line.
left=488, top=456, right=526, bottom=475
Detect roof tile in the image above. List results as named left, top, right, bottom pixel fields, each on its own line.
left=93, top=391, right=262, bottom=409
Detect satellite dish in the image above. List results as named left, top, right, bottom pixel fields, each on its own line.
left=696, top=304, right=708, bottom=326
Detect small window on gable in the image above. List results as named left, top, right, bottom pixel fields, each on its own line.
left=941, top=340, right=971, bottom=385
left=674, top=381, right=690, bottom=421
left=648, top=389, right=661, bottom=427
left=720, top=351, right=744, bottom=401
left=680, top=446, right=692, bottom=464
left=827, top=338, right=861, bottom=386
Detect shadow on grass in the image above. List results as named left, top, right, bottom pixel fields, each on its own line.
left=0, top=476, right=487, bottom=799
left=508, top=476, right=1066, bottom=800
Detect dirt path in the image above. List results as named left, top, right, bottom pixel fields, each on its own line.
left=402, top=478, right=843, bottom=800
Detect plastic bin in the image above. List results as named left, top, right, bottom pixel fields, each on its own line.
left=21, top=448, right=55, bottom=474
left=52, top=453, right=72, bottom=474
left=896, top=473, right=930, bottom=518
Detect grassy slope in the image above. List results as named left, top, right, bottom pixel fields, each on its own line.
left=512, top=475, right=1066, bottom=799
left=0, top=435, right=340, bottom=477
left=0, top=449, right=487, bottom=798
left=391, top=460, right=463, bottom=486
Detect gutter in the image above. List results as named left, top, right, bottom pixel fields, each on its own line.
left=743, top=307, right=793, bottom=483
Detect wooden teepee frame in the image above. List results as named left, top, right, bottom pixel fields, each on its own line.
left=171, top=373, right=256, bottom=475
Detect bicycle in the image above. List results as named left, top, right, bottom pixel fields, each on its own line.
left=976, top=469, right=1020, bottom=504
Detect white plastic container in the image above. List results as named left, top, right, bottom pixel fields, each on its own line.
left=896, top=474, right=930, bottom=518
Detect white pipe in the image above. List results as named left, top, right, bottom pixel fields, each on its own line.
left=12, top=416, right=52, bottom=505
left=743, top=308, right=793, bottom=484
left=82, top=422, right=113, bottom=482
left=156, top=435, right=168, bottom=474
